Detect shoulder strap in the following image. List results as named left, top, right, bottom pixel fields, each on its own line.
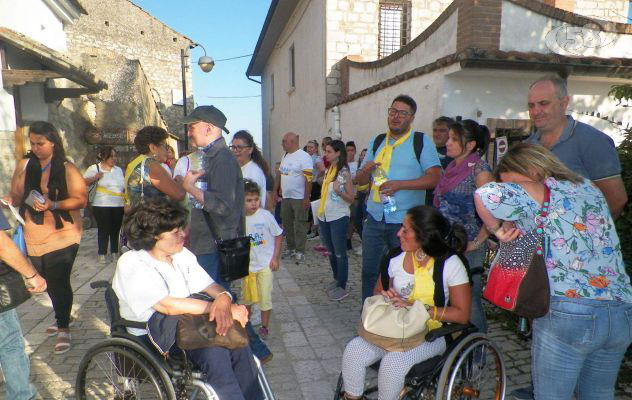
left=380, top=247, right=403, bottom=290
left=372, top=133, right=387, bottom=157
left=432, top=253, right=448, bottom=307
left=413, top=131, right=424, bottom=164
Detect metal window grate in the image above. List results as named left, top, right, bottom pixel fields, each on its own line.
left=378, top=1, right=411, bottom=58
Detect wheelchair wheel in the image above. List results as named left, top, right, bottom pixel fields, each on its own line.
left=333, top=373, right=344, bottom=400
left=435, top=334, right=506, bottom=400
left=76, top=343, right=174, bottom=399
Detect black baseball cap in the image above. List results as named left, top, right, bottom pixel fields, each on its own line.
left=182, top=105, right=230, bottom=134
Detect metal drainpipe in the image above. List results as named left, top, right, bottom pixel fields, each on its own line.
left=332, top=106, right=342, bottom=139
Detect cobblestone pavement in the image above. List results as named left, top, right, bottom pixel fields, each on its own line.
left=9, top=229, right=632, bottom=399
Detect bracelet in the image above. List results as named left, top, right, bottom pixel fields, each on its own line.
left=218, top=290, right=233, bottom=303
left=25, top=272, right=37, bottom=279
left=439, top=307, right=447, bottom=321
left=432, top=306, right=438, bottom=320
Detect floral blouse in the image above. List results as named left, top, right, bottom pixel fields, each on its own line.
left=436, top=160, right=491, bottom=241
left=475, top=177, right=632, bottom=302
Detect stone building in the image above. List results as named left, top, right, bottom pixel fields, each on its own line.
left=248, top=0, right=632, bottom=166
left=0, top=0, right=106, bottom=195
left=57, top=0, right=195, bottom=167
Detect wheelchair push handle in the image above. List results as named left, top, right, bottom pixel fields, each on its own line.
left=90, top=280, right=110, bottom=289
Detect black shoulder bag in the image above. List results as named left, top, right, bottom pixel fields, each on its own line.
left=202, top=212, right=250, bottom=282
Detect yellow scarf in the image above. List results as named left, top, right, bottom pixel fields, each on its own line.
left=408, top=254, right=442, bottom=331
left=317, top=166, right=337, bottom=218
left=123, top=154, right=147, bottom=205
left=242, top=273, right=259, bottom=303
left=371, top=128, right=412, bottom=202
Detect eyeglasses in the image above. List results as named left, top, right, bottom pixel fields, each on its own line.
left=229, top=145, right=251, bottom=151
left=388, top=108, right=412, bottom=118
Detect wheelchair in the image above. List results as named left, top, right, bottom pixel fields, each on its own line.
left=333, top=323, right=506, bottom=399
left=333, top=249, right=507, bottom=400
left=75, top=281, right=276, bottom=400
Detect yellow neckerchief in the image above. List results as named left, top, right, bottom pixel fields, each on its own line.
left=318, top=165, right=338, bottom=218
left=371, top=128, right=412, bottom=202
left=96, top=187, right=123, bottom=197
left=123, top=154, right=148, bottom=205
left=408, top=253, right=442, bottom=331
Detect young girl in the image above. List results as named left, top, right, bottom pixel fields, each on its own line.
left=243, top=180, right=283, bottom=339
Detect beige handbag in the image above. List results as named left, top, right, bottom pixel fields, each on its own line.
left=358, top=295, right=429, bottom=352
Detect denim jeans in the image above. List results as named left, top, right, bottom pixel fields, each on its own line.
left=319, top=216, right=349, bottom=289
left=0, top=309, right=36, bottom=400
left=361, top=214, right=401, bottom=301
left=196, top=253, right=271, bottom=360
left=532, top=296, right=632, bottom=400
left=196, top=252, right=229, bottom=291
left=465, top=247, right=487, bottom=333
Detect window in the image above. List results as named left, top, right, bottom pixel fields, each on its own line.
left=288, top=44, right=295, bottom=88
left=270, top=73, right=275, bottom=108
left=378, top=1, right=412, bottom=58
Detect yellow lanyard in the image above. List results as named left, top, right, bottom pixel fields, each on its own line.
left=371, top=128, right=412, bottom=202
left=318, top=166, right=337, bottom=218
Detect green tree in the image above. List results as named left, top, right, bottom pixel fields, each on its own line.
left=609, top=84, right=632, bottom=274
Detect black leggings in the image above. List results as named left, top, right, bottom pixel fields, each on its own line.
left=29, top=244, right=79, bottom=329
left=92, top=206, right=124, bottom=255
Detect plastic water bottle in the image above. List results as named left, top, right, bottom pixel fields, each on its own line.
left=191, top=154, right=207, bottom=209
left=373, top=167, right=397, bottom=214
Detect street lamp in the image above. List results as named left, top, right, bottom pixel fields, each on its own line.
left=181, top=43, right=214, bottom=149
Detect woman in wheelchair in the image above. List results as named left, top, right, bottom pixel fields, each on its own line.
left=341, top=206, right=471, bottom=400
left=111, top=198, right=264, bottom=400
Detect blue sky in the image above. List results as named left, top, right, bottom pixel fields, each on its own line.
left=131, top=0, right=272, bottom=146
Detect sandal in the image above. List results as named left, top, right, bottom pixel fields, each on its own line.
left=54, top=331, right=71, bottom=354
left=45, top=318, right=75, bottom=337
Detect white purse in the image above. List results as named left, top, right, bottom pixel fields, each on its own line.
left=358, top=295, right=429, bottom=351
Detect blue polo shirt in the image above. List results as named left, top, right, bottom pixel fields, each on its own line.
left=361, top=132, right=440, bottom=223
left=525, top=116, right=621, bottom=180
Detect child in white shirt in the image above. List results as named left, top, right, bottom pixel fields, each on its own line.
left=243, top=180, right=283, bottom=339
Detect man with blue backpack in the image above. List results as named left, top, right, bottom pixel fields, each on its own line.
left=354, top=94, right=441, bottom=301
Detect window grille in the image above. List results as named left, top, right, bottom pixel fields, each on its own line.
left=289, top=44, right=295, bottom=88
left=378, top=1, right=412, bottom=58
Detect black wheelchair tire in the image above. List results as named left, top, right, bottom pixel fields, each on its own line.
left=435, top=334, right=506, bottom=400
left=75, top=343, right=175, bottom=400
left=333, top=373, right=344, bottom=400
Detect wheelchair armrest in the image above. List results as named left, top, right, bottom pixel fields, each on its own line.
left=426, top=323, right=472, bottom=343
left=91, top=280, right=110, bottom=289
left=112, top=319, right=147, bottom=330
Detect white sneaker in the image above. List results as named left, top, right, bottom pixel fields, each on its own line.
left=282, top=249, right=295, bottom=259
left=98, top=255, right=107, bottom=264
left=354, top=247, right=363, bottom=256
left=294, top=252, right=305, bottom=263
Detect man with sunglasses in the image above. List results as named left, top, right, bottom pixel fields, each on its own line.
left=355, top=94, right=441, bottom=301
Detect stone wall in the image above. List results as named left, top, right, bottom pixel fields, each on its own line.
left=540, top=0, right=630, bottom=23
left=64, top=0, right=193, bottom=135
left=325, top=0, right=452, bottom=104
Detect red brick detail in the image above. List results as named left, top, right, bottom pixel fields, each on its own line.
left=456, top=0, right=503, bottom=52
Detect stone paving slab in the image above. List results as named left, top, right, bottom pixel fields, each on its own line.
left=6, top=229, right=631, bottom=399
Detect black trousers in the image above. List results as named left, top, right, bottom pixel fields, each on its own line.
left=29, top=244, right=79, bottom=329
left=92, top=206, right=124, bottom=255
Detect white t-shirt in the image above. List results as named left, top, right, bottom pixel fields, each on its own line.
left=173, top=151, right=205, bottom=208
left=348, top=161, right=358, bottom=178
left=320, top=167, right=352, bottom=222
left=279, top=149, right=313, bottom=199
left=84, top=164, right=125, bottom=207
left=246, top=209, right=283, bottom=272
left=388, top=253, right=469, bottom=303
left=112, top=248, right=214, bottom=336
left=242, top=160, right=267, bottom=208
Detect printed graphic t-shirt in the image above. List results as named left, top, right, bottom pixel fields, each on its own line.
left=246, top=208, right=283, bottom=272
left=280, top=149, right=313, bottom=199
